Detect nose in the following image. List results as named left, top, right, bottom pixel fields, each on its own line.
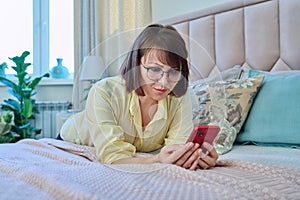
left=158, top=72, right=169, bottom=86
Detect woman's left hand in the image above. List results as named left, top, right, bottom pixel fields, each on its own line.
left=198, top=142, right=219, bottom=169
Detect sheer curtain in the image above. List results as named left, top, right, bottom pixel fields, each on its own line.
left=73, top=0, right=152, bottom=110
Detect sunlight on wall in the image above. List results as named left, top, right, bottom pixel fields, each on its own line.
left=152, top=0, right=232, bottom=22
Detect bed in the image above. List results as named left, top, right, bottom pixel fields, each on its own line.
left=1, top=0, right=299, bottom=199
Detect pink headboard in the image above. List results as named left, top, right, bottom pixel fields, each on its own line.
left=158, top=0, right=300, bottom=82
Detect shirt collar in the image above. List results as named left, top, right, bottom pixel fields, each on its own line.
left=129, top=91, right=168, bottom=121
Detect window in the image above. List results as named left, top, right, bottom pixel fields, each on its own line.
left=0, top=0, right=33, bottom=74
left=49, top=0, right=74, bottom=76
left=0, top=0, right=74, bottom=78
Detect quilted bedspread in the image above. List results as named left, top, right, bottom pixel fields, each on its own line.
left=0, top=138, right=299, bottom=200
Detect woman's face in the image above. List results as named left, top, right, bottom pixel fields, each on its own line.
left=140, top=50, right=180, bottom=102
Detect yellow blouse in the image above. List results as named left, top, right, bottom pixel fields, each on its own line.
left=60, top=76, right=193, bottom=164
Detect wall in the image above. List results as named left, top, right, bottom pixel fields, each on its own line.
left=152, top=0, right=232, bottom=22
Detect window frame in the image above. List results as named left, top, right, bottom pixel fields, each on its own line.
left=32, top=0, right=50, bottom=77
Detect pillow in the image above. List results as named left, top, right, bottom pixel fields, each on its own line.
left=190, top=65, right=243, bottom=86
left=236, top=70, right=300, bottom=148
left=189, top=75, right=264, bottom=154
left=240, top=68, right=300, bottom=79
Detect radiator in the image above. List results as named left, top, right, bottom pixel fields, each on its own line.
left=33, top=101, right=72, bottom=139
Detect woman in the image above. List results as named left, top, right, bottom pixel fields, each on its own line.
left=59, top=24, right=218, bottom=170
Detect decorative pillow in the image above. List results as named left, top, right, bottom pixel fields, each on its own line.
left=191, top=65, right=243, bottom=86
left=189, top=75, right=264, bottom=154
left=239, top=68, right=300, bottom=79
left=236, top=70, right=300, bottom=148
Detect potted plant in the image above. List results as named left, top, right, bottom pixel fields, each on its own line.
left=0, top=51, right=50, bottom=142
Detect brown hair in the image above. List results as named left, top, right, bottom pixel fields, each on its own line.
left=120, top=24, right=189, bottom=97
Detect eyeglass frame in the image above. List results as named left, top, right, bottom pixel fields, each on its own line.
left=141, top=63, right=182, bottom=82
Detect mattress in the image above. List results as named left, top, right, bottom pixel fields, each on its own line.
left=220, top=144, right=300, bottom=170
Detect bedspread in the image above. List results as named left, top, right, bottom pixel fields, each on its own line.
left=0, top=138, right=299, bottom=200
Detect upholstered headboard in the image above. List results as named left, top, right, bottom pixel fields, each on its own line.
left=158, top=0, right=300, bottom=82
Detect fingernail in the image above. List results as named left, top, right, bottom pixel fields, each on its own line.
left=186, top=142, right=193, bottom=147
left=203, top=142, right=213, bottom=151
left=199, top=150, right=207, bottom=159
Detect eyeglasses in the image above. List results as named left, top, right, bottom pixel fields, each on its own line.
left=141, top=64, right=182, bottom=82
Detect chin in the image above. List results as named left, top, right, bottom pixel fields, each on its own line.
left=153, top=93, right=170, bottom=101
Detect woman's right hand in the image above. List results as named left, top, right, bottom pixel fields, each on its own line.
left=157, top=142, right=201, bottom=170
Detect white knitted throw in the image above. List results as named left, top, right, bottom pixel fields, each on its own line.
left=0, top=138, right=299, bottom=200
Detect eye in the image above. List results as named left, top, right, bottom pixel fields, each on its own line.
left=168, top=69, right=179, bottom=75
left=149, top=67, right=162, bottom=73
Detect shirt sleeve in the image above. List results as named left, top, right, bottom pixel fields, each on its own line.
left=84, top=81, right=136, bottom=164
left=164, top=91, right=194, bottom=145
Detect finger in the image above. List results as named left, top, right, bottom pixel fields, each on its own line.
left=202, top=157, right=216, bottom=168
left=199, top=148, right=208, bottom=159
left=164, top=142, right=194, bottom=163
left=198, top=158, right=209, bottom=170
left=180, top=144, right=200, bottom=168
left=208, top=147, right=219, bottom=160
left=200, top=142, right=213, bottom=155
left=202, top=142, right=214, bottom=152
left=189, top=156, right=200, bottom=170
left=200, top=153, right=217, bottom=168
left=176, top=143, right=199, bottom=166
left=200, top=143, right=219, bottom=160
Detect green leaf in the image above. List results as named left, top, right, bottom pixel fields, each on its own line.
left=2, top=99, right=20, bottom=112
left=21, top=88, right=32, bottom=99
left=7, top=89, right=22, bottom=101
left=28, top=73, right=50, bottom=89
left=17, top=71, right=28, bottom=85
left=31, top=127, right=42, bottom=136
left=21, top=51, right=30, bottom=59
left=9, top=51, right=30, bottom=67
left=3, top=112, right=13, bottom=123
left=0, top=62, right=8, bottom=70
left=0, top=123, right=11, bottom=136
left=0, top=76, right=18, bottom=89
left=22, top=98, right=32, bottom=119
left=18, top=123, right=30, bottom=130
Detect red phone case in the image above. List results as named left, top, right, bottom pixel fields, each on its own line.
left=186, top=125, right=220, bottom=146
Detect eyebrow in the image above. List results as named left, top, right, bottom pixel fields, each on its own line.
left=146, top=62, right=180, bottom=70
left=145, top=62, right=165, bottom=68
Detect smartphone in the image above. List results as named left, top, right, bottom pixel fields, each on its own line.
left=186, top=125, right=220, bottom=146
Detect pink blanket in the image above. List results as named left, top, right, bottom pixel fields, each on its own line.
left=0, top=138, right=299, bottom=200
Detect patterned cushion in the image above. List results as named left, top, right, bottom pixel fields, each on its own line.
left=189, top=75, right=264, bottom=154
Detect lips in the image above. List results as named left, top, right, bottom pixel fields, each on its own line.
left=154, top=88, right=168, bottom=94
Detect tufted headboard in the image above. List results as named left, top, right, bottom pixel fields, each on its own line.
left=158, top=0, right=300, bottom=82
